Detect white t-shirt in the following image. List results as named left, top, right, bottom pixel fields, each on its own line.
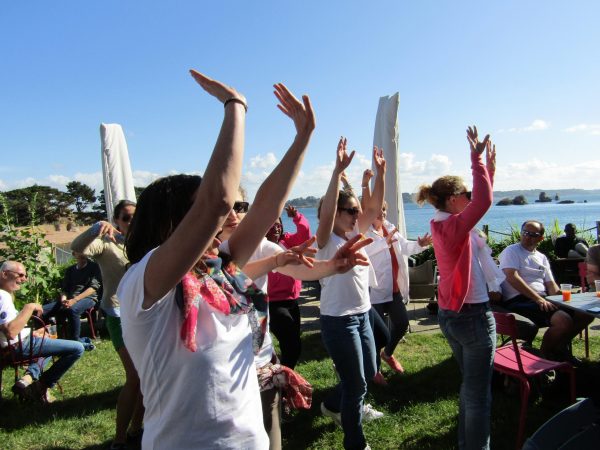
left=499, top=243, right=554, bottom=301
left=0, top=289, right=31, bottom=347
left=463, top=234, right=489, bottom=304
left=117, top=249, right=269, bottom=450
left=364, top=229, right=395, bottom=305
left=316, top=231, right=371, bottom=317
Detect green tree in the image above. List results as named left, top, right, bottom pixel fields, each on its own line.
left=1, top=185, right=70, bottom=225
left=0, top=193, right=62, bottom=308
left=66, top=181, right=96, bottom=214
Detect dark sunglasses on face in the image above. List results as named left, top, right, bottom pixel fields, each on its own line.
left=459, top=191, right=472, bottom=200
left=120, top=213, right=133, bottom=222
left=233, top=201, right=249, bottom=214
left=522, top=229, right=543, bottom=238
left=339, top=207, right=360, bottom=216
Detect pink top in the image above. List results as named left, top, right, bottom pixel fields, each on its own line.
left=267, top=212, right=311, bottom=302
left=431, top=152, right=493, bottom=312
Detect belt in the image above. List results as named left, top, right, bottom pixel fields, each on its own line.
left=461, top=301, right=489, bottom=310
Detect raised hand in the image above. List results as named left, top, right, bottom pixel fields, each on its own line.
left=386, top=227, right=399, bottom=246
left=373, top=146, right=386, bottom=173
left=362, top=169, right=374, bottom=188
left=331, top=234, right=374, bottom=273
left=96, top=221, right=121, bottom=243
left=466, top=125, right=490, bottom=155
left=285, top=205, right=298, bottom=218
left=335, top=137, right=355, bottom=174
left=417, top=232, right=433, bottom=247
left=486, top=139, right=496, bottom=173
left=273, top=83, right=315, bottom=135
left=189, top=69, right=246, bottom=105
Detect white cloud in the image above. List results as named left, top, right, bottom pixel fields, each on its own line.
left=498, top=119, right=549, bottom=133
left=249, top=152, right=278, bottom=170
left=563, top=123, right=600, bottom=135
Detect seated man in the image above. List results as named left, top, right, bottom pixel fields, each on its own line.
left=499, top=220, right=593, bottom=361
left=554, top=223, right=589, bottom=258
left=0, top=261, right=84, bottom=403
left=42, top=251, right=101, bottom=344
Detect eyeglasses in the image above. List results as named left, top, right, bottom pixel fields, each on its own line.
left=233, top=201, right=249, bottom=214
left=120, top=213, right=133, bottom=222
left=339, top=207, right=360, bottom=216
left=456, top=191, right=472, bottom=200
left=522, top=229, right=543, bottom=238
left=5, top=270, right=27, bottom=279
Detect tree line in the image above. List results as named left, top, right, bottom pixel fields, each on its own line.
left=0, top=182, right=145, bottom=226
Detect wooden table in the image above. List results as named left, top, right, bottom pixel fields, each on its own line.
left=546, top=292, right=600, bottom=317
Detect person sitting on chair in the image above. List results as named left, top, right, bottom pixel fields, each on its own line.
left=499, top=220, right=593, bottom=361
left=554, top=223, right=589, bottom=258
left=0, top=260, right=84, bottom=403
left=42, top=251, right=101, bottom=346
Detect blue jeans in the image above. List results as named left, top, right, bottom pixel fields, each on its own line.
left=43, top=297, right=96, bottom=341
left=438, top=303, right=496, bottom=450
left=18, top=336, right=84, bottom=387
left=321, top=312, right=377, bottom=450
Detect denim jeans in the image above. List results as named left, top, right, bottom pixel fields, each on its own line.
left=18, top=336, right=84, bottom=387
left=438, top=303, right=496, bottom=450
left=43, top=297, right=96, bottom=341
left=321, top=312, right=377, bottom=450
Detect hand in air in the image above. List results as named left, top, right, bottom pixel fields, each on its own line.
left=486, top=139, right=496, bottom=173
left=189, top=70, right=246, bottom=105
left=273, top=83, right=315, bottom=135
left=373, top=146, right=386, bottom=174
left=285, top=205, right=298, bottom=218
left=417, top=233, right=433, bottom=247
left=97, top=221, right=121, bottom=243
left=335, top=137, right=355, bottom=174
left=362, top=169, right=374, bottom=188
left=466, top=125, right=490, bottom=155
left=276, top=236, right=317, bottom=268
left=331, top=234, right=374, bottom=274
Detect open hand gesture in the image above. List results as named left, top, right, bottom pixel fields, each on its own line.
left=486, top=139, right=496, bottom=173
left=331, top=234, right=374, bottom=273
left=96, top=221, right=122, bottom=244
left=417, top=232, right=433, bottom=247
left=466, top=126, right=490, bottom=155
left=276, top=236, right=317, bottom=268
left=386, top=227, right=399, bottom=246
left=362, top=169, right=374, bottom=188
left=274, top=83, right=315, bottom=135
left=189, top=70, right=245, bottom=105
left=335, top=137, right=355, bottom=174
left=373, top=146, right=386, bottom=174
left=285, top=205, right=298, bottom=218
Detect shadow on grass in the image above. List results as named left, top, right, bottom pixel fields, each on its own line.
left=0, top=386, right=120, bottom=431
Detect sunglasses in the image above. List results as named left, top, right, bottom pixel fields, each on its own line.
left=522, top=229, right=543, bottom=238
left=5, top=270, right=27, bottom=279
left=339, top=207, right=360, bottom=216
left=120, top=213, right=133, bottom=222
left=233, top=201, right=249, bottom=214
left=457, top=191, right=472, bottom=200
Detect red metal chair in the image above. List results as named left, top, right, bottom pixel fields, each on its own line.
left=0, top=315, right=47, bottom=401
left=577, top=261, right=590, bottom=358
left=493, top=311, right=576, bottom=450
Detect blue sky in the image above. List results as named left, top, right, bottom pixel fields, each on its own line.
left=1, top=1, right=599, bottom=200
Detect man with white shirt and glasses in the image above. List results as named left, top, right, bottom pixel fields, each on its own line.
left=0, top=260, right=84, bottom=403
left=498, top=220, right=593, bottom=362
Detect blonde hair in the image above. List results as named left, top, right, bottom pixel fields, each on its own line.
left=415, top=175, right=464, bottom=210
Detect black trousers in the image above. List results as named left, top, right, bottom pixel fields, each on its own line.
left=268, top=299, right=301, bottom=369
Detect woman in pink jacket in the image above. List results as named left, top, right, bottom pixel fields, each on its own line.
left=416, top=126, right=496, bottom=450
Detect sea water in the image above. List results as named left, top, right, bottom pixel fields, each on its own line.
left=282, top=194, right=600, bottom=241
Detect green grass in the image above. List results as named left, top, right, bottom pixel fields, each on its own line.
left=2, top=329, right=600, bottom=449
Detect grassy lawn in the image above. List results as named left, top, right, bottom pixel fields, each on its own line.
left=2, top=327, right=599, bottom=449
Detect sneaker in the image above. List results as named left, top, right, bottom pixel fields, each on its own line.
left=372, top=371, right=388, bottom=386
left=29, top=380, right=56, bottom=404
left=364, top=446, right=371, bottom=450
left=381, top=350, right=405, bottom=374
left=12, top=373, right=34, bottom=396
left=320, top=402, right=342, bottom=427
left=362, top=403, right=384, bottom=422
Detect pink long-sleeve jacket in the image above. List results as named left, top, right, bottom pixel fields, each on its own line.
left=431, top=151, right=494, bottom=312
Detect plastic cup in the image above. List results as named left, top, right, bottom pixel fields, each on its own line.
left=595, top=280, right=600, bottom=297
left=561, top=284, right=572, bottom=301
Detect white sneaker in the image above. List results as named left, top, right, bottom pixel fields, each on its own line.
left=362, top=403, right=384, bottom=422
left=320, top=402, right=342, bottom=427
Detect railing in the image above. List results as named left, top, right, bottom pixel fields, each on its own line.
left=482, top=221, right=600, bottom=243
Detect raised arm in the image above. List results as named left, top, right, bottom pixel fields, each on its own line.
left=316, top=137, right=355, bottom=248
left=143, top=71, right=246, bottom=307
left=357, top=147, right=385, bottom=233
left=228, top=84, right=315, bottom=267
left=281, top=206, right=311, bottom=248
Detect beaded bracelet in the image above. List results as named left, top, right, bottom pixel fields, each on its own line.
left=224, top=97, right=248, bottom=113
